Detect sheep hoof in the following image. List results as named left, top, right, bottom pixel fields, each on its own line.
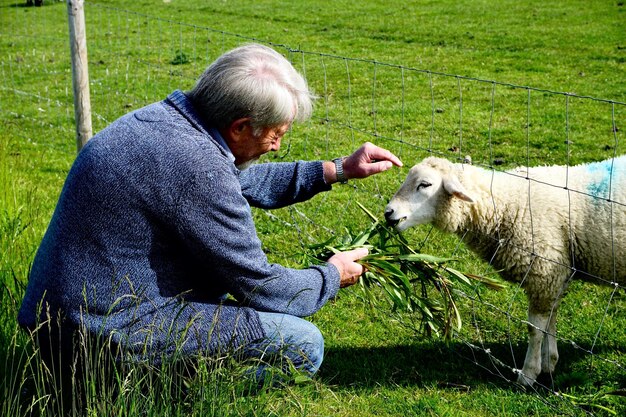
left=516, top=370, right=537, bottom=388
left=541, top=353, right=558, bottom=374
left=541, top=362, right=557, bottom=374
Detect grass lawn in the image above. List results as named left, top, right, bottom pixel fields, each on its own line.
left=1, top=0, right=625, bottom=415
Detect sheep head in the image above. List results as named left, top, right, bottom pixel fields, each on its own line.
left=384, top=157, right=474, bottom=232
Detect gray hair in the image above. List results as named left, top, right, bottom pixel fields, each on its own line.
left=187, top=43, right=314, bottom=132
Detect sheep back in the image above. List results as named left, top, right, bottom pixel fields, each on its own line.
left=437, top=156, right=626, bottom=294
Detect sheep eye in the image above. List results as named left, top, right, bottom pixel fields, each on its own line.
left=417, top=181, right=432, bottom=191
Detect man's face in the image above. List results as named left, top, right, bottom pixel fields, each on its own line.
left=227, top=121, right=291, bottom=169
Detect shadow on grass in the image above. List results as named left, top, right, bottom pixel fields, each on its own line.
left=320, top=340, right=626, bottom=392
left=321, top=341, right=515, bottom=389
left=7, top=1, right=62, bottom=9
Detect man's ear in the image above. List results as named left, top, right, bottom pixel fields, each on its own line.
left=442, top=174, right=474, bottom=202
left=226, top=118, right=252, bottom=143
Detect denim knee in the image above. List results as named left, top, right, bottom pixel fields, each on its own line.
left=295, top=319, right=324, bottom=374
left=254, top=311, right=325, bottom=376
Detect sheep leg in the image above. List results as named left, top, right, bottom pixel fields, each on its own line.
left=518, top=310, right=550, bottom=387
left=541, top=310, right=559, bottom=374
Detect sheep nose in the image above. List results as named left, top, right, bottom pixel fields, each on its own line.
left=384, top=208, right=399, bottom=226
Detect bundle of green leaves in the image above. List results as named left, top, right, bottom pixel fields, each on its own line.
left=306, top=203, right=505, bottom=340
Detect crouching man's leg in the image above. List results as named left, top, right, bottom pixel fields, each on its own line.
left=243, top=311, right=324, bottom=382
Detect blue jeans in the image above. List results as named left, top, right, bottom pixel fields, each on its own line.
left=243, top=311, right=324, bottom=380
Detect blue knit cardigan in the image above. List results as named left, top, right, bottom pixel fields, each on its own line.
left=18, top=90, right=340, bottom=359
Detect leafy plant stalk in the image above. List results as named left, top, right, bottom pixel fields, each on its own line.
left=306, top=202, right=505, bottom=340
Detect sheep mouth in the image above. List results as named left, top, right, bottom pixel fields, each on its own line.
left=385, top=215, right=407, bottom=229
left=384, top=207, right=409, bottom=230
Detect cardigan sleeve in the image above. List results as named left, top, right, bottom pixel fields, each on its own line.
left=174, top=162, right=340, bottom=317
left=238, top=161, right=332, bottom=209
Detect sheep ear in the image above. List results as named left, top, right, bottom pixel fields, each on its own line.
left=443, top=175, right=474, bottom=203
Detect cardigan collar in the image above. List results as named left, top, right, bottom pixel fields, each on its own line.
left=165, top=90, right=236, bottom=164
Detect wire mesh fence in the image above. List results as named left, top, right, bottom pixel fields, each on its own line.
left=1, top=1, right=624, bottom=415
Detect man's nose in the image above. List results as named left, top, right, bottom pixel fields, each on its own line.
left=271, top=137, right=281, bottom=152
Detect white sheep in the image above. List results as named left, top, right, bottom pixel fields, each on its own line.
left=384, top=155, right=626, bottom=387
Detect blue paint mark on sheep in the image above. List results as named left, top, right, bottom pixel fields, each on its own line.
left=586, top=156, right=626, bottom=200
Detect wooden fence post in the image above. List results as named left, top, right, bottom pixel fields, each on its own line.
left=67, top=0, right=92, bottom=152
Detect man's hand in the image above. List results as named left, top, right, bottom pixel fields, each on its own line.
left=327, top=247, right=369, bottom=288
left=323, top=142, right=403, bottom=184
left=342, top=142, right=403, bottom=180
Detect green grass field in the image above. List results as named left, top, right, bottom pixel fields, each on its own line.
left=1, top=0, right=625, bottom=415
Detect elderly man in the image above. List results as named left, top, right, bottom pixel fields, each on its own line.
left=18, top=43, right=402, bottom=380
